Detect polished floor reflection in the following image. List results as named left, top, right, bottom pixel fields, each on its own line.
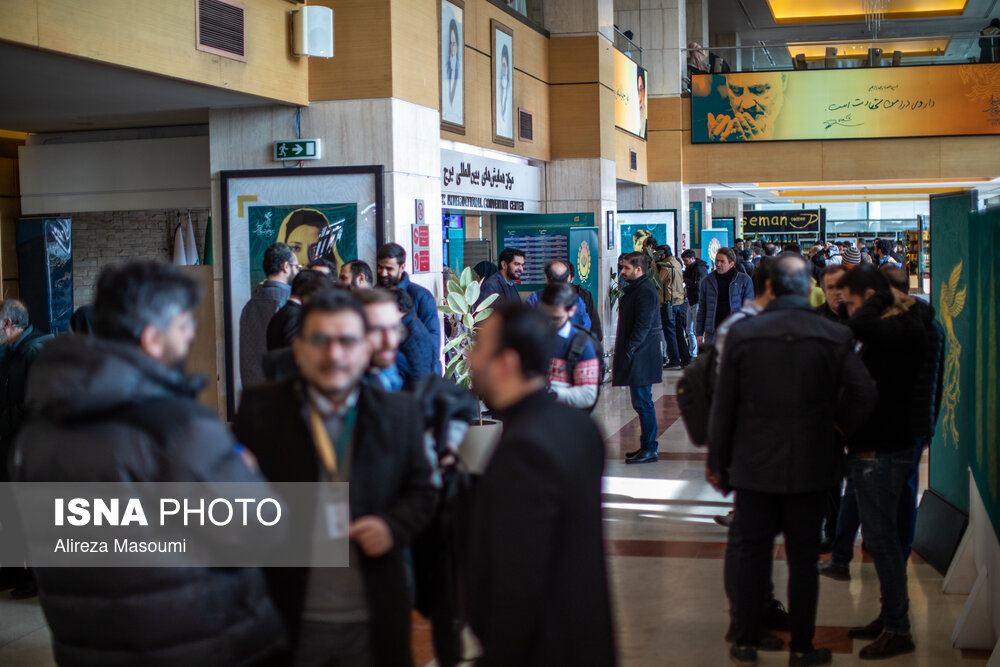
left=0, top=377, right=990, bottom=666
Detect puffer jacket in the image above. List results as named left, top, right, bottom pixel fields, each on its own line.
left=11, top=335, right=286, bottom=667
left=910, top=298, right=945, bottom=440
left=696, top=270, right=755, bottom=337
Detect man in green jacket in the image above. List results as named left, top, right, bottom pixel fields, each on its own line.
left=0, top=298, right=50, bottom=598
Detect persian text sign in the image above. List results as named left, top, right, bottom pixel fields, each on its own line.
left=440, top=149, right=541, bottom=213
left=691, top=63, right=1000, bottom=143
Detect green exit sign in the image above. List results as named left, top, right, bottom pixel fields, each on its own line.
left=274, top=139, right=321, bottom=161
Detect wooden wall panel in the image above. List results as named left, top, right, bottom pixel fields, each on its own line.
left=34, top=0, right=307, bottom=104
left=465, top=0, right=548, bottom=82
left=310, top=0, right=392, bottom=102
left=821, top=138, right=942, bottom=181
left=0, top=0, right=38, bottom=45
left=615, top=128, right=647, bottom=184
left=390, top=0, right=439, bottom=110
left=648, top=96, right=684, bottom=132
left=550, top=84, right=602, bottom=159
left=0, top=157, right=20, bottom=295
left=647, top=128, right=682, bottom=182
left=940, top=136, right=1000, bottom=178
left=549, top=36, right=600, bottom=84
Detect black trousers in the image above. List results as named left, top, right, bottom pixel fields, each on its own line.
left=733, top=489, right=826, bottom=653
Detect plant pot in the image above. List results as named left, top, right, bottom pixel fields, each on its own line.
left=458, top=419, right=502, bottom=475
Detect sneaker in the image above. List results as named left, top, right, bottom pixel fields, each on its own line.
left=818, top=560, right=850, bottom=582
left=663, top=363, right=681, bottom=370
left=858, top=632, right=915, bottom=660
left=848, top=618, right=884, bottom=640
left=714, top=511, right=734, bottom=528
left=789, top=648, right=833, bottom=666
left=730, top=645, right=757, bottom=667
left=762, top=599, right=790, bottom=631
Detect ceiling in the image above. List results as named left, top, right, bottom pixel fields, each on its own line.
left=0, top=41, right=289, bottom=134
left=708, top=0, right=1000, bottom=68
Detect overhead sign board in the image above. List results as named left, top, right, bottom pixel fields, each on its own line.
left=440, top=149, right=542, bottom=214
left=274, top=140, right=321, bottom=161
left=742, top=209, right=824, bottom=235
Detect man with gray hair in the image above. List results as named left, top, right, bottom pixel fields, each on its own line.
left=0, top=298, right=50, bottom=598
left=708, top=254, right=875, bottom=667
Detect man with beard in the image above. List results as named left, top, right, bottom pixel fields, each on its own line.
left=476, top=247, right=525, bottom=309
left=466, top=303, right=615, bottom=665
left=376, top=243, right=440, bottom=362
left=708, top=73, right=787, bottom=142
left=354, top=288, right=406, bottom=393
left=339, top=260, right=373, bottom=289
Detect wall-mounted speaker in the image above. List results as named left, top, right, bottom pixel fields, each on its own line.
left=292, top=6, right=333, bottom=58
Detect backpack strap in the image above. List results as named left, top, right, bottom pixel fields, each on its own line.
left=565, top=328, right=592, bottom=381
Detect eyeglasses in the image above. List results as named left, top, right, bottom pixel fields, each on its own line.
left=303, top=334, right=364, bottom=349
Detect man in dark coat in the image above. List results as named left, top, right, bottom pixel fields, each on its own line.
left=613, top=251, right=663, bottom=464
left=11, top=262, right=287, bottom=666
left=392, top=287, right=439, bottom=389
left=0, top=298, right=51, bottom=598
left=376, top=242, right=441, bottom=364
left=476, top=247, right=524, bottom=309
left=234, top=290, right=438, bottom=666
left=681, top=249, right=709, bottom=356
left=240, top=242, right=299, bottom=387
left=266, top=269, right=331, bottom=351
left=466, top=303, right=615, bottom=666
left=708, top=255, right=876, bottom=667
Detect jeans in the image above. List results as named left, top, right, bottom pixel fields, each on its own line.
left=686, top=303, right=699, bottom=357
left=733, top=489, right=826, bottom=653
left=898, top=439, right=926, bottom=560
left=830, top=476, right=860, bottom=566
left=629, top=385, right=657, bottom=453
left=850, top=450, right=913, bottom=635
left=725, top=504, right=776, bottom=623
left=660, top=304, right=680, bottom=365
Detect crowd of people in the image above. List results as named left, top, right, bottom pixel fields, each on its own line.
left=0, top=232, right=943, bottom=666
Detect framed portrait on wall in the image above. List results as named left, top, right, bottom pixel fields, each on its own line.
left=440, top=0, right=465, bottom=133
left=219, top=166, right=384, bottom=417
left=491, top=19, right=515, bottom=147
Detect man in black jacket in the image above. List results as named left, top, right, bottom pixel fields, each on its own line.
left=234, top=290, right=438, bottom=666
left=836, top=265, right=927, bottom=660
left=708, top=255, right=875, bottom=667
left=240, top=242, right=300, bottom=387
left=476, top=247, right=524, bottom=309
left=613, top=252, right=663, bottom=464
left=12, top=262, right=287, bottom=666
left=466, top=303, right=615, bottom=666
left=266, top=269, right=332, bottom=351
left=681, top=249, right=709, bottom=357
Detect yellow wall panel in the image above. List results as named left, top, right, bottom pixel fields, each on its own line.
left=647, top=129, right=682, bottom=182
left=648, top=96, right=684, bottom=132
left=391, top=0, right=439, bottom=109
left=309, top=0, right=392, bottom=101
left=549, top=36, right=599, bottom=84
left=615, top=128, right=647, bottom=184
left=465, top=0, right=547, bottom=82
left=940, top=136, right=1000, bottom=178
left=0, top=0, right=39, bottom=45
left=550, top=83, right=602, bottom=159
left=599, top=84, right=616, bottom=161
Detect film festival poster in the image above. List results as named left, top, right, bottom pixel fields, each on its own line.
left=440, top=0, right=465, bottom=133
left=247, top=204, right=358, bottom=287
left=492, top=19, right=515, bottom=146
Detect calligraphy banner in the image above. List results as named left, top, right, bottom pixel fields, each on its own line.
left=569, top=227, right=600, bottom=314
left=691, top=63, right=1000, bottom=143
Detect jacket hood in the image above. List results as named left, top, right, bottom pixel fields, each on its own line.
left=26, top=335, right=205, bottom=421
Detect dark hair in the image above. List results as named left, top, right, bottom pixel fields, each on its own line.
left=447, top=19, right=460, bottom=73
left=299, top=289, right=368, bottom=334
left=836, top=264, right=890, bottom=296
left=498, top=247, right=525, bottom=267
left=751, top=257, right=772, bottom=295
left=501, top=44, right=510, bottom=68
left=0, top=298, right=30, bottom=330
left=819, top=264, right=847, bottom=284
left=622, top=251, right=649, bottom=273
left=344, top=260, right=373, bottom=285
left=875, top=239, right=893, bottom=256
left=389, top=287, right=414, bottom=316
left=543, top=260, right=571, bottom=283
left=770, top=255, right=811, bottom=297
left=764, top=243, right=779, bottom=256
left=991, top=18, right=1000, bottom=28
left=540, top=282, right=578, bottom=309
left=751, top=244, right=763, bottom=255
left=565, top=261, right=576, bottom=278
left=492, top=302, right=554, bottom=380
left=69, top=304, right=95, bottom=336
left=716, top=247, right=737, bottom=264
left=376, top=243, right=407, bottom=265
left=94, top=262, right=200, bottom=344
left=660, top=244, right=674, bottom=258
left=291, top=269, right=332, bottom=299
left=642, top=236, right=657, bottom=250
left=880, top=265, right=909, bottom=293
left=680, top=249, right=696, bottom=260
left=735, top=238, right=744, bottom=244
left=308, top=258, right=337, bottom=273
left=283, top=209, right=329, bottom=242
left=351, top=286, right=397, bottom=309
left=782, top=243, right=802, bottom=255
left=262, top=242, right=296, bottom=276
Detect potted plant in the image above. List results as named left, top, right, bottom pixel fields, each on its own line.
left=439, top=267, right=502, bottom=474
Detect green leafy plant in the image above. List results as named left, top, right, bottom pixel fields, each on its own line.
left=438, top=267, right=499, bottom=390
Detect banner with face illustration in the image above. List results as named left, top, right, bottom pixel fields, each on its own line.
left=247, top=204, right=357, bottom=287
left=691, top=63, right=1000, bottom=143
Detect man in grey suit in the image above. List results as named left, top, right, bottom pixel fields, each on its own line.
left=239, top=242, right=300, bottom=388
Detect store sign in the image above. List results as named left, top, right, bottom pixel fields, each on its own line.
left=691, top=63, right=1000, bottom=143
left=440, top=149, right=542, bottom=213
left=743, top=209, right=823, bottom=234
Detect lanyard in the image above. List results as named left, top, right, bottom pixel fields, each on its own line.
left=308, top=403, right=359, bottom=478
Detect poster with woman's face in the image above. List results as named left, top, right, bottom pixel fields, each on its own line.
left=492, top=21, right=514, bottom=145
left=440, top=0, right=464, bottom=131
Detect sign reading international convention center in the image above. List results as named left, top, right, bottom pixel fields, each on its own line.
left=690, top=63, right=1000, bottom=143
left=743, top=209, right=824, bottom=235
left=440, top=149, right=542, bottom=214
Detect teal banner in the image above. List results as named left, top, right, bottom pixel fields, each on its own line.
left=619, top=222, right=668, bottom=254
left=569, top=227, right=600, bottom=313
left=689, top=202, right=704, bottom=249
left=701, top=229, right=732, bottom=266
left=496, top=213, right=595, bottom=292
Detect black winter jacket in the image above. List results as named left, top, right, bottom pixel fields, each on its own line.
left=612, top=275, right=663, bottom=388
left=909, top=298, right=945, bottom=441
left=0, top=326, right=51, bottom=469
left=708, top=297, right=876, bottom=494
left=11, top=336, right=286, bottom=667
left=684, top=259, right=709, bottom=305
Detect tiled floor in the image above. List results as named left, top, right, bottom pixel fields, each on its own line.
left=0, top=376, right=990, bottom=666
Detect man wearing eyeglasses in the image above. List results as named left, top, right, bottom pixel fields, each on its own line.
left=352, top=287, right=407, bottom=392
left=234, top=290, right=438, bottom=666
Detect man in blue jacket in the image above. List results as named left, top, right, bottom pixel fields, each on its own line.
left=696, top=247, right=754, bottom=347
left=376, top=242, right=441, bottom=369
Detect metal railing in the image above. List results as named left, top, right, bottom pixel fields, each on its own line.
left=614, top=27, right=642, bottom=66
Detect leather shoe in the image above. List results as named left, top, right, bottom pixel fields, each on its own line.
left=626, top=450, right=658, bottom=464
left=724, top=625, right=783, bottom=651
left=818, top=560, right=850, bottom=582
left=625, top=449, right=643, bottom=460
left=848, top=618, right=884, bottom=640
left=789, top=648, right=832, bottom=666
left=762, top=599, right=789, bottom=631
left=729, top=645, right=757, bottom=667
left=858, top=632, right=915, bottom=660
